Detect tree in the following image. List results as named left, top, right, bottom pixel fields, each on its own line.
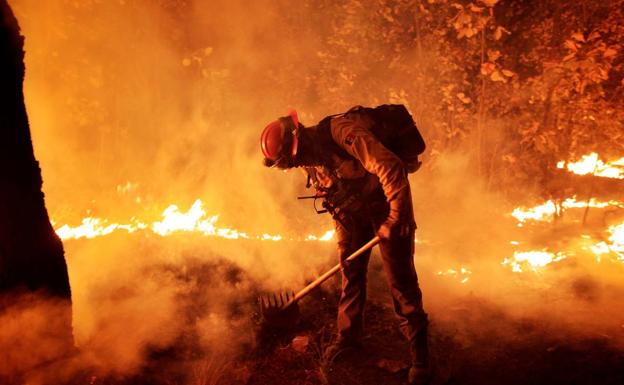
left=0, top=0, right=73, bottom=379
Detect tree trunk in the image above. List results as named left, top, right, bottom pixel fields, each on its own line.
left=0, top=0, right=74, bottom=378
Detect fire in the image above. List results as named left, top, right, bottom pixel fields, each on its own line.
left=502, top=250, right=566, bottom=272
left=511, top=197, right=621, bottom=223
left=589, top=222, right=624, bottom=262
left=55, top=218, right=147, bottom=240
left=305, top=230, right=337, bottom=241
left=557, top=153, right=624, bottom=179
left=437, top=267, right=472, bottom=283
left=55, top=199, right=335, bottom=242
left=511, top=200, right=557, bottom=223
left=151, top=200, right=249, bottom=239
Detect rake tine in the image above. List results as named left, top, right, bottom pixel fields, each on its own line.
left=280, top=292, right=285, bottom=305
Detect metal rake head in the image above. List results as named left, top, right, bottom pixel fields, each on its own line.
left=259, top=291, right=300, bottom=328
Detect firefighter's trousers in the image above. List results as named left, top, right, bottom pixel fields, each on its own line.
left=333, top=203, right=428, bottom=347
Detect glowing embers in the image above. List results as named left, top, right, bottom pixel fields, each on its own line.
left=511, top=197, right=622, bottom=224
left=54, top=199, right=334, bottom=242
left=557, top=153, right=624, bottom=179
left=437, top=267, right=472, bottom=283
left=588, top=222, right=624, bottom=263
left=502, top=250, right=567, bottom=273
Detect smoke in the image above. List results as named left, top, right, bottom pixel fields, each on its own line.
left=411, top=153, right=624, bottom=346
left=4, top=0, right=623, bottom=382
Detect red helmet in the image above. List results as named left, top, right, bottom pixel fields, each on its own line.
left=260, top=110, right=300, bottom=167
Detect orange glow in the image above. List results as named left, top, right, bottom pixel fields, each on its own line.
left=589, top=222, right=624, bottom=263
left=55, top=217, right=147, bottom=240
left=305, top=230, right=336, bottom=241
left=511, top=197, right=622, bottom=223
left=502, top=250, right=566, bottom=272
left=55, top=199, right=334, bottom=242
left=511, top=200, right=557, bottom=223
left=557, top=153, right=624, bottom=179
left=437, top=267, right=472, bottom=283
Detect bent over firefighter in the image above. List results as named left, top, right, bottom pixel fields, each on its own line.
left=260, top=105, right=429, bottom=384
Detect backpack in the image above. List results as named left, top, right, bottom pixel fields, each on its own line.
left=316, top=104, right=426, bottom=173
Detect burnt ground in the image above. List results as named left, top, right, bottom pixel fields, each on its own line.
left=33, top=271, right=624, bottom=385
left=241, top=268, right=624, bottom=385
left=30, top=229, right=624, bottom=385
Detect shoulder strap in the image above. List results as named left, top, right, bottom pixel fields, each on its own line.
left=315, top=116, right=353, bottom=165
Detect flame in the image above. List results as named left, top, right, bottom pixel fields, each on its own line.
left=557, top=153, right=624, bottom=179
left=55, top=218, right=147, bottom=240
left=437, top=267, right=472, bottom=283
left=55, top=199, right=335, bottom=242
left=588, top=222, right=624, bottom=262
left=502, top=250, right=566, bottom=272
left=511, top=196, right=622, bottom=223
left=305, top=230, right=337, bottom=241
left=511, top=200, right=557, bottom=223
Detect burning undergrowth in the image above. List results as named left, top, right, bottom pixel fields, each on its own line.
left=53, top=231, right=338, bottom=383
left=27, top=153, right=617, bottom=384
left=2, top=150, right=623, bottom=384
left=0, top=243, right=265, bottom=384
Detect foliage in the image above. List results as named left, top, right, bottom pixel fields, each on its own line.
left=287, top=0, right=624, bottom=198
left=22, top=0, right=624, bottom=203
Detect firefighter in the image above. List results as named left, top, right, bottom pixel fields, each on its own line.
left=260, top=109, right=429, bottom=384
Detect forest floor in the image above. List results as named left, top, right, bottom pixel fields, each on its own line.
left=55, top=201, right=624, bottom=385
left=240, top=268, right=624, bottom=385
left=105, top=258, right=624, bottom=385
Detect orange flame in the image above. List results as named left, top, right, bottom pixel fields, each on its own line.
left=55, top=199, right=335, bottom=242
left=557, top=153, right=624, bottom=179
left=589, top=222, right=624, bottom=262
left=511, top=197, right=621, bottom=223
left=437, top=267, right=472, bottom=283
left=502, top=250, right=567, bottom=272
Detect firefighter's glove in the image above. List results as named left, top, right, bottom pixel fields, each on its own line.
left=378, top=188, right=415, bottom=240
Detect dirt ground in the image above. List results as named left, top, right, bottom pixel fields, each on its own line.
left=89, top=258, right=622, bottom=385
left=44, top=206, right=624, bottom=385
left=241, top=266, right=624, bottom=385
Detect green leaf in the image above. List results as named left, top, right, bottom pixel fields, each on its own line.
left=490, top=70, right=506, bottom=82
left=571, top=32, right=585, bottom=42
left=457, top=92, right=472, bottom=104
left=603, top=47, right=617, bottom=58
left=481, top=62, right=495, bottom=75
left=564, top=40, right=578, bottom=51
left=493, top=26, right=510, bottom=40
left=588, top=31, right=601, bottom=41
left=469, top=4, right=484, bottom=12
left=487, top=49, right=501, bottom=62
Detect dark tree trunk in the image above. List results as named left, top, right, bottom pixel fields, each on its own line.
left=0, top=0, right=74, bottom=377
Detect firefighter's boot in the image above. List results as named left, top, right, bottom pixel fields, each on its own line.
left=407, top=330, right=430, bottom=385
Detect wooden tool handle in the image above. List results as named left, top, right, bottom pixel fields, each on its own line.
left=286, top=236, right=380, bottom=307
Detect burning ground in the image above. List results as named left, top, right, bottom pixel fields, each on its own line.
left=13, top=151, right=620, bottom=385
